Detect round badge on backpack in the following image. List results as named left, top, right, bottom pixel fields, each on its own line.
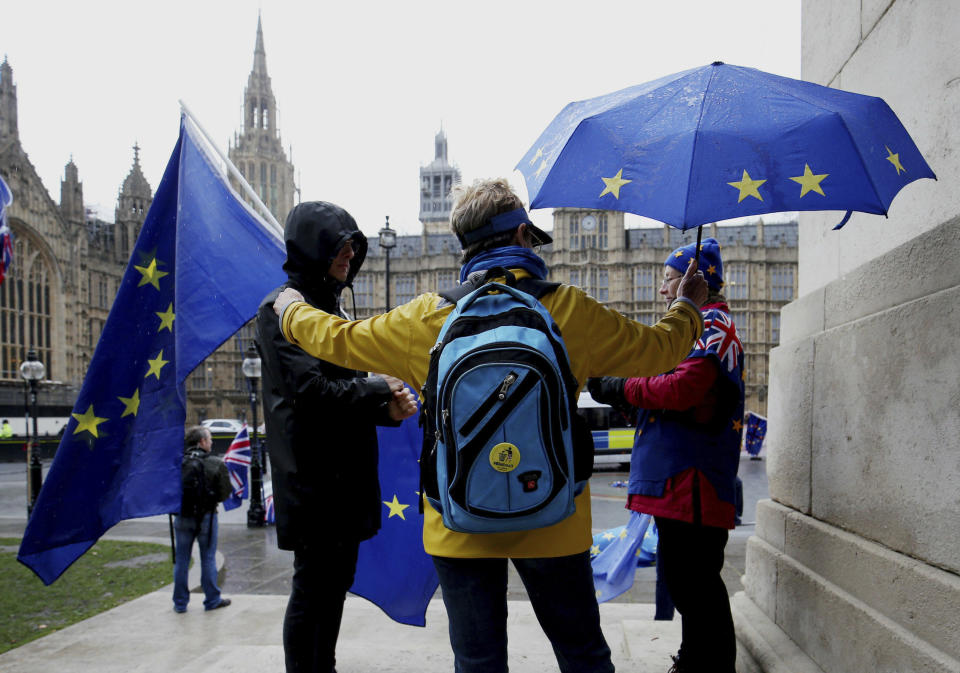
left=489, top=442, right=521, bottom=472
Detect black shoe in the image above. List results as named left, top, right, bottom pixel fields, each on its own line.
left=666, top=654, right=687, bottom=673
left=206, top=598, right=231, bottom=611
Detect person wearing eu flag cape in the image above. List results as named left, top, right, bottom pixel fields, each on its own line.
left=270, top=179, right=708, bottom=673
left=255, top=201, right=417, bottom=673
left=589, top=238, right=745, bottom=673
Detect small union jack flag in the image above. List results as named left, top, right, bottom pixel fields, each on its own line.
left=263, top=480, right=275, bottom=525
left=222, top=425, right=250, bottom=511
left=696, top=310, right=743, bottom=372
left=0, top=175, right=13, bottom=286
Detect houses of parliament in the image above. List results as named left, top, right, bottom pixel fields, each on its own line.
left=0, top=18, right=795, bottom=430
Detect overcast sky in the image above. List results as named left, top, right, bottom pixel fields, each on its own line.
left=2, top=0, right=800, bottom=237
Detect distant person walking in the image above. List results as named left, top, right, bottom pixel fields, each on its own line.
left=172, top=425, right=233, bottom=613
left=0, top=419, right=12, bottom=438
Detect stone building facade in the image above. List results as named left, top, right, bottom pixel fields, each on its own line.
left=0, top=56, right=150, bottom=427
left=733, top=3, right=960, bottom=672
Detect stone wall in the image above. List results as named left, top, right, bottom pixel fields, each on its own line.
left=734, top=2, right=960, bottom=671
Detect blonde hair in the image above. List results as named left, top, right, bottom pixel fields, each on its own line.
left=450, top=179, right=525, bottom=263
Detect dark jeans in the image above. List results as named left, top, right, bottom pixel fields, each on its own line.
left=283, top=539, right=360, bottom=673
left=172, top=512, right=221, bottom=611
left=432, top=552, right=614, bottom=673
left=655, top=516, right=736, bottom=673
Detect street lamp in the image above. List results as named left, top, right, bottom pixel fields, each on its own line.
left=242, top=345, right=265, bottom=527
left=19, top=349, right=44, bottom=516
left=378, top=215, right=397, bottom=313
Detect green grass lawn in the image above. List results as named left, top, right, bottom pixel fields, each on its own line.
left=0, top=537, right=173, bottom=654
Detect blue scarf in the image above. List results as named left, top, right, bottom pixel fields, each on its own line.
left=458, top=246, right=548, bottom=283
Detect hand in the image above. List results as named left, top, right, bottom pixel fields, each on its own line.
left=677, top=258, right=708, bottom=308
left=273, top=287, right=305, bottom=316
left=375, top=374, right=406, bottom=394
left=387, top=388, right=418, bottom=421
left=587, top=377, right=627, bottom=409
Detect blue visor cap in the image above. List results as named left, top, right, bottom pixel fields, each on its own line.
left=457, top=208, right=553, bottom=247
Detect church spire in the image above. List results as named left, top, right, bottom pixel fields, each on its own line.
left=0, top=56, right=19, bottom=143
left=253, top=13, right=267, bottom=79
left=244, top=13, right=276, bottom=137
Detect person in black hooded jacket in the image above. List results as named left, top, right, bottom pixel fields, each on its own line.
left=255, top=201, right=417, bottom=673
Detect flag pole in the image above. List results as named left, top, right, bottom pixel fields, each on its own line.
left=177, top=100, right=283, bottom=237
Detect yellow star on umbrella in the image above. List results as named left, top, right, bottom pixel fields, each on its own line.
left=134, top=257, right=169, bottom=290
left=529, top=147, right=544, bottom=166
left=885, top=146, right=905, bottom=175
left=72, top=404, right=108, bottom=438
left=118, top=389, right=141, bottom=418
left=155, top=303, right=175, bottom=333
left=145, top=350, right=169, bottom=380
left=789, top=164, right=829, bottom=197
left=599, top=169, right=632, bottom=199
left=382, top=494, right=410, bottom=520
left=534, top=160, right=548, bottom=178
left=727, top=170, right=766, bottom=202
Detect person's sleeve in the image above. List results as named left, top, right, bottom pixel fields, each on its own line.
left=280, top=297, right=426, bottom=384
left=623, top=357, right=718, bottom=410
left=558, top=286, right=703, bottom=379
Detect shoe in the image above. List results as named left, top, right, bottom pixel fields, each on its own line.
left=206, top=598, right=231, bottom=611
left=173, top=606, right=187, bottom=614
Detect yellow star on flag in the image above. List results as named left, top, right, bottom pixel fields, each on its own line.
left=618, top=528, right=628, bottom=539
left=134, top=257, right=169, bottom=290
left=156, top=303, right=175, bottom=332
left=529, top=147, right=544, bottom=166
left=732, top=419, right=743, bottom=432
left=383, top=494, right=410, bottom=520
left=590, top=544, right=601, bottom=555
left=599, top=169, right=632, bottom=199
left=727, top=170, right=766, bottom=203
left=72, top=404, right=108, bottom=438
left=885, top=146, right=905, bottom=175
left=602, top=531, right=616, bottom=541
left=789, top=164, right=829, bottom=197
left=145, top=350, right=169, bottom=380
left=118, top=389, right=141, bottom=418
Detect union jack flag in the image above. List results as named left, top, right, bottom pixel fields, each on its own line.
left=0, top=175, right=13, bottom=285
left=222, top=425, right=250, bottom=511
left=263, top=480, right=275, bottom=524
left=696, top=310, right=743, bottom=372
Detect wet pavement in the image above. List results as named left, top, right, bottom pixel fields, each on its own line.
left=0, top=453, right=768, bottom=603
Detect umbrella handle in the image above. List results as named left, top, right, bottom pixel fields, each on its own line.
left=694, top=226, right=703, bottom=265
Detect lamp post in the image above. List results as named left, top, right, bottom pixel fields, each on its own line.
left=20, top=349, right=44, bottom=516
left=242, top=345, right=265, bottom=527
left=378, top=215, right=397, bottom=313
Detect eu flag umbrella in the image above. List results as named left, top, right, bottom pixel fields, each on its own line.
left=516, top=61, right=936, bottom=243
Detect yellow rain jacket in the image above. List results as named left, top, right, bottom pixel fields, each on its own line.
left=280, top=269, right=702, bottom=559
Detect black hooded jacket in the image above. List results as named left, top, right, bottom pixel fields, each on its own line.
left=256, top=202, right=396, bottom=551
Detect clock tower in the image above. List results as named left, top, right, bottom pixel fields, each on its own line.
left=550, top=208, right=625, bottom=252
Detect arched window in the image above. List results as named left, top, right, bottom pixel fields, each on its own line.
left=0, top=231, right=54, bottom=380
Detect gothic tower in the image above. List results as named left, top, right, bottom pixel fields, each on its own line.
left=0, top=57, right=18, bottom=144
left=115, top=143, right=152, bottom=263
left=60, top=158, right=84, bottom=224
left=228, top=15, right=296, bottom=225
left=419, top=128, right=461, bottom=235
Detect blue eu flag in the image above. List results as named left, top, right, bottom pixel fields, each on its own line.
left=351, top=406, right=439, bottom=626
left=17, top=115, right=286, bottom=584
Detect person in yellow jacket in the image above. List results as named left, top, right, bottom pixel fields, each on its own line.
left=273, top=178, right=707, bottom=673
left=0, top=420, right=12, bottom=438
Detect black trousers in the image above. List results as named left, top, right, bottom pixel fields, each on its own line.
left=283, top=539, right=361, bottom=673
left=655, top=516, right=736, bottom=673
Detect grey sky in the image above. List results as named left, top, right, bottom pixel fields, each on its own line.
left=2, top=0, right=800, bottom=236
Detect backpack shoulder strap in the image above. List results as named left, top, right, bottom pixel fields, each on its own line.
left=515, top=278, right=560, bottom=300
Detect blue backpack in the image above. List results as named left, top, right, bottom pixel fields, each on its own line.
left=419, top=268, right=591, bottom=534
